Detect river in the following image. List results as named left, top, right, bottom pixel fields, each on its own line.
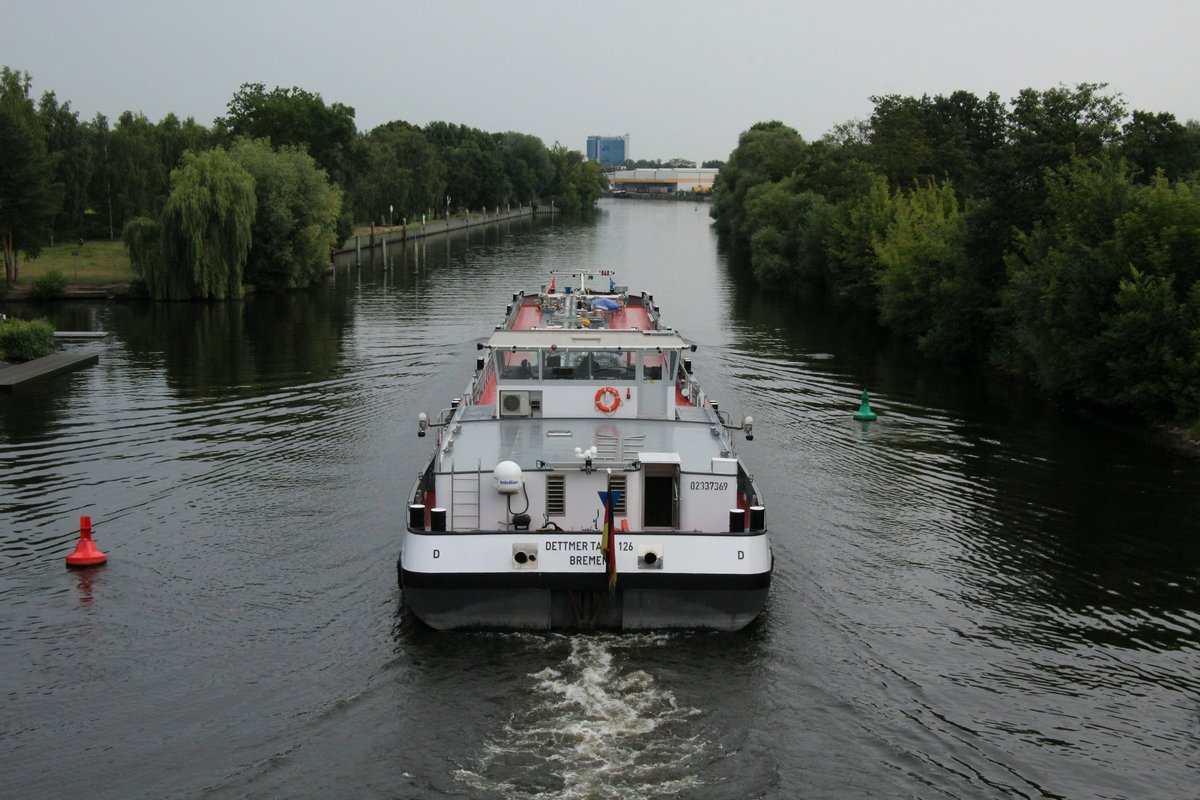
left=2, top=199, right=1198, bottom=799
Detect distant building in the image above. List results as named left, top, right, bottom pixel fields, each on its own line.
left=586, top=135, right=630, bottom=166
left=604, top=167, right=718, bottom=195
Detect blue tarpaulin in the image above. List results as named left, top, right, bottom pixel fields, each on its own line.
left=591, top=298, right=620, bottom=311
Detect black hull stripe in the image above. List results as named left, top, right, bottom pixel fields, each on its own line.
left=399, top=567, right=771, bottom=591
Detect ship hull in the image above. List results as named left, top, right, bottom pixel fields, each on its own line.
left=399, top=566, right=771, bottom=631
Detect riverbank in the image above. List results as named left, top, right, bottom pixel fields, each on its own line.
left=2, top=240, right=136, bottom=301
left=2, top=206, right=554, bottom=302
left=334, top=203, right=552, bottom=257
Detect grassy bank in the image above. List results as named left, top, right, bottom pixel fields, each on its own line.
left=10, top=240, right=135, bottom=288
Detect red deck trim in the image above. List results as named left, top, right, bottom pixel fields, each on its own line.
left=478, top=370, right=497, bottom=405
left=608, top=306, right=651, bottom=329
left=512, top=304, right=543, bottom=330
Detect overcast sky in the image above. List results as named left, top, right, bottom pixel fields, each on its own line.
left=7, top=0, right=1200, bottom=164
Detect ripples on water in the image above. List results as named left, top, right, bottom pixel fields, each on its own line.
left=3, top=202, right=1199, bottom=799
left=719, top=305, right=1200, bottom=797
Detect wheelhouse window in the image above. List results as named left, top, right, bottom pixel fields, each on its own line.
left=498, top=350, right=538, bottom=379
left=542, top=349, right=636, bottom=380
left=642, top=350, right=676, bottom=382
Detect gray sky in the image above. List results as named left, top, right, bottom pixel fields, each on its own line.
left=7, top=0, right=1200, bottom=164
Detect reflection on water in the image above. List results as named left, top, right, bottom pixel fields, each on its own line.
left=2, top=200, right=1199, bottom=799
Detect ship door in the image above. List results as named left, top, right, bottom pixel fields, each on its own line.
left=642, top=463, right=679, bottom=529
left=638, top=350, right=675, bottom=419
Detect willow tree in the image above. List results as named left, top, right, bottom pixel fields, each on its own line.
left=137, top=148, right=256, bottom=300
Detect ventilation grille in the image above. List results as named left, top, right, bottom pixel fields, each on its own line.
left=621, top=434, right=646, bottom=461
left=610, top=474, right=627, bottom=515
left=596, top=432, right=619, bottom=461
left=546, top=474, right=566, bottom=516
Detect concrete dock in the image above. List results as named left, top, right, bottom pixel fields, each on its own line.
left=0, top=351, right=99, bottom=392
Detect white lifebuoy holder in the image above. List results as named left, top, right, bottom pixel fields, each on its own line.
left=595, top=386, right=621, bottom=413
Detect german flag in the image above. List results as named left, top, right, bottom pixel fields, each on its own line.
left=598, top=488, right=621, bottom=592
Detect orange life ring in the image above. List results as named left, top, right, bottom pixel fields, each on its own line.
left=595, top=386, right=621, bottom=413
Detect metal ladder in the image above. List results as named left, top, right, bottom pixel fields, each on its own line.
left=450, top=460, right=481, bottom=531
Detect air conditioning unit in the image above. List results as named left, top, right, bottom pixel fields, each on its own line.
left=500, top=390, right=532, bottom=417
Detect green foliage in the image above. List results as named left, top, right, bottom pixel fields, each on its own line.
left=825, top=175, right=895, bottom=307
left=0, top=317, right=55, bottom=361
left=122, top=215, right=162, bottom=281
left=353, top=121, right=445, bottom=223
left=218, top=83, right=359, bottom=187
left=8, top=67, right=597, bottom=268
left=1100, top=268, right=1200, bottom=420
left=864, top=91, right=1005, bottom=198
left=998, top=157, right=1200, bottom=423
left=546, top=145, right=606, bottom=214
left=37, top=91, right=91, bottom=239
left=873, top=180, right=982, bottom=357
left=742, top=177, right=831, bottom=286
left=715, top=82, right=1200, bottom=426
left=1119, top=111, right=1200, bottom=184
left=998, top=156, right=1138, bottom=392
left=31, top=268, right=67, bottom=298
left=1, top=67, right=63, bottom=287
left=133, top=148, right=256, bottom=300
left=501, top=131, right=555, bottom=205
left=229, top=138, right=342, bottom=289
left=710, top=121, right=807, bottom=247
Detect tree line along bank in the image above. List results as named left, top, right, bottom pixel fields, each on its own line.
left=1, top=69, right=607, bottom=301
left=710, top=84, right=1200, bottom=436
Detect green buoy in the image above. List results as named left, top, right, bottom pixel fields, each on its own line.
left=853, top=389, right=878, bottom=421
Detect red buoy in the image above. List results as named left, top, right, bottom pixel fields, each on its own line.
left=65, top=515, right=107, bottom=567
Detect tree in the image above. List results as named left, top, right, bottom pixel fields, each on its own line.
left=1100, top=268, right=1200, bottom=421
left=993, top=83, right=1127, bottom=233
left=710, top=121, right=807, bottom=247
left=217, top=83, right=359, bottom=187
left=0, top=68, right=62, bottom=288
left=873, top=179, right=981, bottom=357
left=352, top=122, right=441, bottom=223
left=500, top=131, right=554, bottom=204
left=1119, top=110, right=1200, bottom=183
left=997, top=156, right=1138, bottom=395
left=85, top=113, right=115, bottom=239
left=825, top=175, right=895, bottom=307
left=741, top=176, right=831, bottom=286
left=546, top=145, right=606, bottom=213
left=157, top=113, right=214, bottom=178
left=38, top=91, right=92, bottom=240
left=229, top=138, right=342, bottom=289
left=129, top=148, right=257, bottom=300
left=106, top=111, right=170, bottom=232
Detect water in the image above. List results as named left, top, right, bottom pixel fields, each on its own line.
left=3, top=200, right=1199, bottom=799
